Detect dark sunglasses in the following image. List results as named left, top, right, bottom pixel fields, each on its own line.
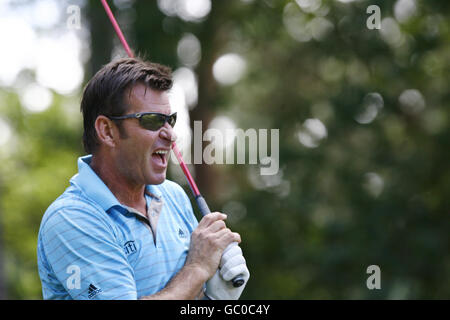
left=108, top=112, right=177, bottom=131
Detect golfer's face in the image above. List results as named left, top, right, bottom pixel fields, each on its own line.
left=115, top=83, right=175, bottom=186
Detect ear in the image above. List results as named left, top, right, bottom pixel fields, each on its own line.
left=94, top=115, right=118, bottom=148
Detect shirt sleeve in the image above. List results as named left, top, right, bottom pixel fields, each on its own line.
left=40, top=204, right=137, bottom=300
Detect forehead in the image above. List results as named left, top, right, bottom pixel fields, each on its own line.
left=126, top=82, right=171, bottom=114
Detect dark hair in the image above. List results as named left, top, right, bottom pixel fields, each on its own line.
left=80, top=57, right=173, bottom=154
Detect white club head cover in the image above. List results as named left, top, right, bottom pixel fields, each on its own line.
left=205, top=243, right=250, bottom=300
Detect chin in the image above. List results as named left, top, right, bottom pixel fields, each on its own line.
left=147, top=172, right=166, bottom=185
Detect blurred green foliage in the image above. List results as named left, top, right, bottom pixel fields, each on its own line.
left=0, top=0, right=449, bottom=299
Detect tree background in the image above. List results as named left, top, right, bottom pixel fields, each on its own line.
left=0, top=0, right=449, bottom=299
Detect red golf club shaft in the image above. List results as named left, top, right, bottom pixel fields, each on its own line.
left=100, top=0, right=244, bottom=288
left=100, top=0, right=199, bottom=196
left=101, top=0, right=133, bottom=57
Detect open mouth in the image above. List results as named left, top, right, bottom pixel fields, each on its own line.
left=152, top=149, right=168, bottom=167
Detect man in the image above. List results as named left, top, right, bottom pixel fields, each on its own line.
left=37, top=57, right=249, bottom=300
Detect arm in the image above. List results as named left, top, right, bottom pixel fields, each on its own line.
left=139, top=264, right=206, bottom=300
left=139, top=212, right=241, bottom=300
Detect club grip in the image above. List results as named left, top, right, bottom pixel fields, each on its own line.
left=195, top=195, right=211, bottom=216
left=195, top=196, right=246, bottom=287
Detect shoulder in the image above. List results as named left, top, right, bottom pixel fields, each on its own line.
left=39, top=185, right=114, bottom=240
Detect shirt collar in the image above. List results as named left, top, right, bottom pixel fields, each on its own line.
left=145, top=184, right=162, bottom=200
left=71, top=155, right=163, bottom=212
left=70, top=155, right=121, bottom=212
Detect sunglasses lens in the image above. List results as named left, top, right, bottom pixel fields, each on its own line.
left=140, top=114, right=165, bottom=131
left=168, top=113, right=177, bottom=127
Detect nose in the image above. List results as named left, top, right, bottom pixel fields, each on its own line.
left=159, top=122, right=177, bottom=143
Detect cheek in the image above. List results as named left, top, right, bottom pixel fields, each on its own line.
left=118, top=126, right=159, bottom=155
left=126, top=129, right=158, bottom=149
left=132, top=131, right=159, bottom=162
left=142, top=130, right=160, bottom=146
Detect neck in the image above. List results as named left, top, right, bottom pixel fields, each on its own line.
left=90, top=152, right=146, bottom=211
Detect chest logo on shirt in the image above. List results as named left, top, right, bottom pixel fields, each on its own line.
left=178, top=228, right=187, bottom=239
left=124, top=240, right=137, bottom=255
left=87, top=284, right=102, bottom=299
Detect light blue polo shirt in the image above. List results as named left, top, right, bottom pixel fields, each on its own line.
left=37, top=155, right=199, bottom=300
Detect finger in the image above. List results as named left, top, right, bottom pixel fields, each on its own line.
left=207, top=220, right=227, bottom=233
left=220, top=244, right=243, bottom=267
left=221, top=253, right=246, bottom=272
left=198, top=212, right=227, bottom=228
left=221, top=264, right=249, bottom=282
left=216, top=230, right=241, bottom=250
left=231, top=232, right=241, bottom=244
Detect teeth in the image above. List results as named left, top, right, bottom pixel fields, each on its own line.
left=155, top=150, right=168, bottom=155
